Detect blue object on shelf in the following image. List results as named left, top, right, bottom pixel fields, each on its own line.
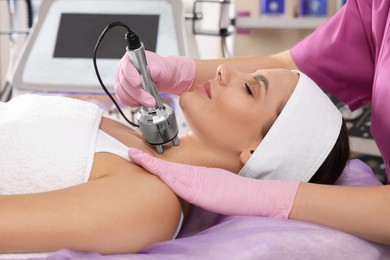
left=261, top=0, right=285, bottom=15
left=299, top=0, right=327, bottom=16
left=338, top=0, right=347, bottom=8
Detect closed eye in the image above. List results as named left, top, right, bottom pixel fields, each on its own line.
left=245, top=83, right=253, bottom=96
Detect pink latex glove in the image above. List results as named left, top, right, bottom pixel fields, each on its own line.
left=129, top=148, right=301, bottom=218
left=115, top=51, right=196, bottom=107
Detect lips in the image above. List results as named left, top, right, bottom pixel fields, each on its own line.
left=197, top=82, right=211, bottom=99
left=203, top=82, right=211, bottom=98
left=204, top=82, right=211, bottom=98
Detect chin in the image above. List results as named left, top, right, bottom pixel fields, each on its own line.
left=178, top=91, right=191, bottom=106
left=178, top=92, right=196, bottom=118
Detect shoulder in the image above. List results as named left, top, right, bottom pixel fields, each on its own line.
left=88, top=153, right=184, bottom=242
left=91, top=152, right=182, bottom=211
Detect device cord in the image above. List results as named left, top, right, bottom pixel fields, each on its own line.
left=93, top=21, right=139, bottom=128
left=24, top=0, right=33, bottom=28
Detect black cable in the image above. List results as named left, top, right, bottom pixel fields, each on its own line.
left=93, top=21, right=139, bottom=128
left=24, top=0, right=33, bottom=28
left=220, top=36, right=231, bottom=57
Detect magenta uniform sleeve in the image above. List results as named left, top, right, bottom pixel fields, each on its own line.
left=291, top=0, right=375, bottom=111
left=292, top=0, right=390, bottom=180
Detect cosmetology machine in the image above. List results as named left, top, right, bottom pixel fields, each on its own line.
left=7, top=0, right=193, bottom=149
left=4, top=0, right=192, bottom=153
left=3, top=0, right=236, bottom=151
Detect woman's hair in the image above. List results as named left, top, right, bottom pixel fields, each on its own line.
left=309, top=118, right=350, bottom=184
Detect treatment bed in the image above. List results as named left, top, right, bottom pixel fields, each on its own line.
left=3, top=159, right=390, bottom=260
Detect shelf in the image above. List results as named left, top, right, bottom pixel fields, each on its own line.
left=236, top=16, right=328, bottom=29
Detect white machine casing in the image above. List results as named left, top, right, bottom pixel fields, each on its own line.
left=11, top=0, right=190, bottom=93
left=10, top=0, right=194, bottom=135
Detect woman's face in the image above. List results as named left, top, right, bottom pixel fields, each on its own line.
left=179, top=65, right=299, bottom=156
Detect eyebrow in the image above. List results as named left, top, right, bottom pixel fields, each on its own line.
left=254, top=75, right=269, bottom=93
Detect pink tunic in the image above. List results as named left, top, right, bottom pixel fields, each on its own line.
left=291, top=0, right=390, bottom=182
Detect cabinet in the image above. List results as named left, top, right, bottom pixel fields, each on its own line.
left=233, top=0, right=340, bottom=56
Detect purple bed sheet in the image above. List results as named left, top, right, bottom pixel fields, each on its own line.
left=12, top=160, right=390, bottom=259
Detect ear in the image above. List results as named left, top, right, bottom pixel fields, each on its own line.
left=239, top=147, right=256, bottom=165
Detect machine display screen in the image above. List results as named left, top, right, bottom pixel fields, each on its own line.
left=54, top=13, right=160, bottom=59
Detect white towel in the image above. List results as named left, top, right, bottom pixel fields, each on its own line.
left=0, top=94, right=103, bottom=194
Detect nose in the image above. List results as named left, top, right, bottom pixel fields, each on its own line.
left=216, top=64, right=231, bottom=86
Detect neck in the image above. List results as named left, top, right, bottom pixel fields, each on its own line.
left=100, top=117, right=242, bottom=173
left=148, top=132, right=242, bottom=174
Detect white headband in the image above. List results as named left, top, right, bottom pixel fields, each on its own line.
left=238, top=70, right=342, bottom=182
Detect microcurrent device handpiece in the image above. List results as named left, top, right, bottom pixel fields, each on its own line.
left=125, top=32, right=180, bottom=153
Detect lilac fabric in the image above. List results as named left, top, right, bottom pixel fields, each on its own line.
left=11, top=159, right=386, bottom=260
left=290, top=0, right=390, bottom=180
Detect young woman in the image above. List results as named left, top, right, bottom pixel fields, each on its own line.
left=0, top=67, right=348, bottom=255
left=115, top=0, right=390, bottom=246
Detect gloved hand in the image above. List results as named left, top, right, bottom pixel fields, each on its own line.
left=115, top=51, right=196, bottom=107
left=128, top=148, right=301, bottom=218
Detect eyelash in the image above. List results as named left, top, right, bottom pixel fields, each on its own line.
left=245, top=83, right=253, bottom=96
